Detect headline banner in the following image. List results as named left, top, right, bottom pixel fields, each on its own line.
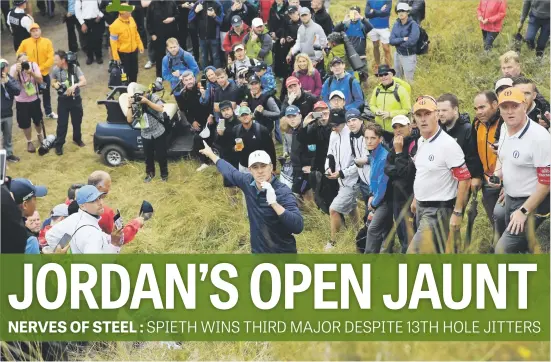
left=0, top=255, right=548, bottom=342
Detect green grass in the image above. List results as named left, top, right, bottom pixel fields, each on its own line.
left=2, top=0, right=549, bottom=360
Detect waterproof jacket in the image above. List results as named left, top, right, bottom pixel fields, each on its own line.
left=326, top=126, right=359, bottom=188
left=350, top=128, right=371, bottom=185
left=161, top=48, right=200, bottom=96
left=280, top=90, right=319, bottom=118
left=260, top=67, right=277, bottom=95
left=384, top=135, right=417, bottom=202
left=109, top=15, right=144, bottom=61
left=146, top=0, right=179, bottom=39
left=17, top=36, right=54, bottom=75
left=222, top=23, right=250, bottom=53
left=324, top=44, right=352, bottom=74
left=188, top=0, right=223, bottom=40
left=365, top=0, right=392, bottom=29
left=216, top=115, right=241, bottom=163
left=477, top=0, right=507, bottom=32
left=472, top=111, right=502, bottom=176
left=232, top=121, right=277, bottom=168
left=243, top=29, right=273, bottom=65
left=368, top=142, right=390, bottom=208
left=442, top=113, right=484, bottom=179
left=1, top=75, right=21, bottom=118
left=268, top=1, right=288, bottom=39
left=297, top=121, right=332, bottom=171
left=369, top=80, right=411, bottom=131
left=389, top=17, right=420, bottom=56
left=292, top=69, right=322, bottom=97
left=333, top=18, right=373, bottom=57
left=290, top=123, right=314, bottom=171
left=321, top=72, right=364, bottom=111
left=312, top=7, right=334, bottom=36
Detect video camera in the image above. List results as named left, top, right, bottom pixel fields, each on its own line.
left=66, top=51, right=78, bottom=66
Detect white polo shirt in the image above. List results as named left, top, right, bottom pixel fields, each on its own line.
left=498, top=119, right=551, bottom=198
left=414, top=127, right=466, bottom=202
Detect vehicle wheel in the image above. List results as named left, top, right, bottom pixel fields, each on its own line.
left=101, top=145, right=127, bottom=167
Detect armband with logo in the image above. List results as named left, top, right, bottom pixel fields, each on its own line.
left=537, top=166, right=550, bottom=185
left=451, top=164, right=471, bottom=181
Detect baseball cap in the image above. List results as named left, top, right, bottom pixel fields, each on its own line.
left=231, top=15, right=243, bottom=27
left=248, top=74, right=261, bottom=84
left=498, top=87, right=525, bottom=105
left=51, top=204, right=69, bottom=218
left=10, top=178, right=48, bottom=205
left=345, top=108, right=362, bottom=121
left=376, top=64, right=396, bottom=76
left=329, top=109, right=346, bottom=126
left=495, top=77, right=513, bottom=92
left=287, top=6, right=299, bottom=14
left=396, top=2, right=411, bottom=12
left=248, top=150, right=272, bottom=167
left=76, top=185, right=105, bottom=205
left=14, top=0, right=28, bottom=6
left=392, top=115, right=411, bottom=126
left=237, top=105, right=252, bottom=116
left=330, top=57, right=344, bottom=66
left=233, top=43, right=245, bottom=51
left=285, top=105, right=300, bottom=116
left=219, top=100, right=233, bottom=111
left=253, top=61, right=268, bottom=72
left=29, top=23, right=40, bottom=30
left=285, top=76, right=301, bottom=88
left=329, top=90, right=345, bottom=100
left=0, top=58, right=9, bottom=67
left=313, top=101, right=329, bottom=110
left=413, top=96, right=438, bottom=113
left=252, top=18, right=264, bottom=28
left=299, top=7, right=311, bottom=15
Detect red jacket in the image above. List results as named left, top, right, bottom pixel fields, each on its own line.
left=223, top=23, right=250, bottom=53
left=99, top=205, right=141, bottom=245
left=477, top=0, right=507, bottom=32
left=259, top=0, right=274, bottom=23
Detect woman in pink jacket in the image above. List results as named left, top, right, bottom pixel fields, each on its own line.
left=477, top=0, right=507, bottom=51
left=291, top=53, right=322, bottom=97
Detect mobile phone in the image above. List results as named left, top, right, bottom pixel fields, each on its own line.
left=0, top=150, right=5, bottom=185
left=114, top=209, right=123, bottom=231
left=312, top=112, right=323, bottom=119
left=208, top=7, right=214, bottom=11
left=57, top=233, right=71, bottom=249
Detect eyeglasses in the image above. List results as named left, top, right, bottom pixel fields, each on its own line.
left=375, top=72, right=391, bottom=77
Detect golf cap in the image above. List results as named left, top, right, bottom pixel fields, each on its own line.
left=219, top=100, right=233, bottom=111
left=253, top=61, right=268, bottom=72
left=285, top=105, right=300, bottom=116
left=495, top=77, right=513, bottom=92
left=313, top=101, right=329, bottom=109
left=10, top=178, right=48, bottom=205
left=248, top=74, right=261, bottom=84
left=329, top=109, right=346, bottom=126
left=329, top=90, right=345, bottom=100
left=252, top=18, right=264, bottom=28
left=231, top=15, right=243, bottom=27
left=29, top=23, right=40, bottom=30
left=237, top=105, right=252, bottom=116
left=51, top=204, right=69, bottom=218
left=392, top=115, right=411, bottom=126
left=285, top=76, right=301, bottom=88
left=498, top=87, right=525, bottom=105
left=299, top=7, right=311, bottom=15
left=287, top=6, right=298, bottom=14
left=76, top=185, right=105, bottom=205
left=345, top=108, right=362, bottom=121
left=233, top=43, right=245, bottom=51
left=396, top=2, right=410, bottom=12
left=248, top=150, right=272, bottom=167
left=330, top=57, right=344, bottom=66
left=413, top=96, right=438, bottom=113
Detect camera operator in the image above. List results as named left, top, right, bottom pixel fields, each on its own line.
left=51, top=50, right=86, bottom=156
left=9, top=52, right=44, bottom=154
left=126, top=84, right=168, bottom=182
left=1, top=59, right=22, bottom=162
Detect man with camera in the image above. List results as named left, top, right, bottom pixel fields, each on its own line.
left=126, top=82, right=169, bottom=182
left=1, top=59, right=21, bottom=163
left=51, top=50, right=86, bottom=156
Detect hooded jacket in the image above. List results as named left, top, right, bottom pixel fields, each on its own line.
left=161, top=48, right=201, bottom=96
left=17, top=36, right=54, bottom=75
left=189, top=0, right=224, bottom=40
left=369, top=81, right=411, bottom=131
left=368, top=142, right=390, bottom=208
left=365, top=0, right=392, bottom=29
left=291, top=20, right=327, bottom=62
left=325, top=125, right=359, bottom=188
left=477, top=0, right=507, bottom=32
left=222, top=23, right=250, bottom=53
left=321, top=72, right=364, bottom=111
left=199, top=66, right=220, bottom=107
left=259, top=66, right=276, bottom=95
left=243, top=28, right=273, bottom=65
left=384, top=135, right=417, bottom=202
left=389, top=17, right=420, bottom=56
left=292, top=68, right=323, bottom=97
left=1, top=74, right=21, bottom=118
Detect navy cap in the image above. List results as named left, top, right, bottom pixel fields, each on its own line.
left=330, top=57, right=344, bottom=66
left=345, top=108, right=362, bottom=121
left=287, top=6, right=298, bottom=13
left=253, top=61, right=267, bottom=71
left=219, top=100, right=233, bottom=110
left=328, top=109, right=346, bottom=126
left=248, top=74, right=261, bottom=84
left=10, top=178, right=48, bottom=205
left=285, top=105, right=300, bottom=116
left=231, top=15, right=242, bottom=27
left=76, top=185, right=105, bottom=205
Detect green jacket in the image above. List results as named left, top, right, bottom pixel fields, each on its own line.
left=369, top=80, right=412, bottom=132
left=324, top=44, right=350, bottom=74
left=243, top=29, right=273, bottom=66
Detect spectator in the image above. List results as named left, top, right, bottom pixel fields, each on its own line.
left=176, top=1, right=196, bottom=59
left=252, top=61, right=276, bottom=96
left=384, top=115, right=418, bottom=253
left=477, top=0, right=507, bottom=51
left=141, top=0, right=157, bottom=70
left=346, top=108, right=370, bottom=208
left=495, top=77, right=513, bottom=96
left=7, top=0, right=34, bottom=51
left=17, top=23, right=56, bottom=119
left=365, top=0, right=392, bottom=70
left=285, top=105, right=314, bottom=199
left=224, top=0, right=255, bottom=35
left=369, top=64, right=411, bottom=132
left=200, top=146, right=303, bottom=253
left=9, top=53, right=44, bottom=154
left=321, top=57, right=364, bottom=111
left=492, top=88, right=550, bottom=253
left=1, top=179, right=28, bottom=254
left=25, top=210, right=41, bottom=237
left=325, top=109, right=359, bottom=250
left=10, top=178, right=48, bottom=254
left=333, top=6, right=373, bottom=58
left=215, top=100, right=242, bottom=181
left=324, top=32, right=353, bottom=76
left=199, top=66, right=220, bottom=111
left=328, top=90, right=346, bottom=110
left=147, top=0, right=179, bottom=77
left=311, top=0, right=333, bottom=36
left=243, top=17, right=274, bottom=65
left=287, top=7, right=327, bottom=69
left=409, top=96, right=471, bottom=254
left=60, top=0, right=86, bottom=53
left=162, top=38, right=201, bottom=98
left=109, top=4, right=145, bottom=83
left=227, top=43, right=258, bottom=78
left=38, top=204, right=68, bottom=249
left=513, top=77, right=550, bottom=129
left=268, top=0, right=289, bottom=78
left=1, top=59, right=21, bottom=163
left=401, top=0, right=426, bottom=25
left=189, top=0, right=224, bottom=69
left=75, top=0, right=105, bottom=65
left=51, top=50, right=87, bottom=156
left=213, top=68, right=242, bottom=113
left=282, top=6, right=301, bottom=73
left=280, top=76, right=318, bottom=118
left=291, top=53, right=322, bottom=97
left=243, top=75, right=281, bottom=135
left=223, top=16, right=250, bottom=55
left=389, top=3, right=420, bottom=83
left=518, top=0, right=550, bottom=58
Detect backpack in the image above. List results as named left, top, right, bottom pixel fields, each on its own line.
left=108, top=61, right=128, bottom=87
left=327, top=76, right=364, bottom=112
left=416, top=27, right=430, bottom=55
left=167, top=51, right=190, bottom=71
left=375, top=77, right=411, bottom=104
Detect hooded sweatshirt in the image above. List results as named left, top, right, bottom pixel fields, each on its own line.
left=389, top=17, right=420, bottom=56
left=325, top=125, right=359, bottom=188
left=161, top=48, right=201, bottom=96
left=291, top=20, right=327, bottom=62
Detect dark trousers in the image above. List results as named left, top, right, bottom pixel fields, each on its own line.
left=132, top=7, right=147, bottom=46
left=481, top=185, right=506, bottom=242
left=153, top=37, right=168, bottom=78
left=55, top=96, right=83, bottom=147
left=482, top=30, right=499, bottom=51
left=199, top=39, right=221, bottom=69
left=188, top=27, right=201, bottom=61
left=383, top=198, right=413, bottom=254
left=84, top=19, right=105, bottom=61
left=525, top=15, right=550, bottom=57
left=119, top=51, right=139, bottom=83
left=42, top=74, right=53, bottom=116
left=65, top=15, right=86, bottom=52
left=143, top=132, right=168, bottom=178
left=37, top=0, right=55, bottom=16
left=364, top=201, right=393, bottom=254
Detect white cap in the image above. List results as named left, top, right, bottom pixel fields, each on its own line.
left=329, top=90, right=345, bottom=100
left=248, top=150, right=272, bottom=167
left=391, top=115, right=411, bottom=126
left=495, top=77, right=513, bottom=91
left=51, top=204, right=69, bottom=217
left=396, top=2, right=410, bottom=11
left=252, top=18, right=264, bottom=28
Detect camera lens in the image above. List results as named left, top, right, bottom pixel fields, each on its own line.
left=21, top=61, right=30, bottom=71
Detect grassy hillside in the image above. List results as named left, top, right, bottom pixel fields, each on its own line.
left=1, top=0, right=549, bottom=360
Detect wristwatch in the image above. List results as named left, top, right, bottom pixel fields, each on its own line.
left=520, top=207, right=530, bottom=216
left=452, top=210, right=463, bottom=217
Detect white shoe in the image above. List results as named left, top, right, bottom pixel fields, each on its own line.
left=324, top=241, right=336, bottom=251
left=196, top=163, right=209, bottom=172
left=144, top=60, right=154, bottom=69
left=47, top=112, right=58, bottom=119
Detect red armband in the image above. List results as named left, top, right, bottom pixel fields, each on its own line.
left=451, top=164, right=471, bottom=181
left=537, top=166, right=550, bottom=185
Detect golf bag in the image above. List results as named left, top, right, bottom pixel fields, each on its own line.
left=108, top=60, right=128, bottom=88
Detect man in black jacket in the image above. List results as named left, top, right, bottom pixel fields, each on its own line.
left=279, top=76, right=318, bottom=118
left=437, top=93, right=484, bottom=192
left=286, top=105, right=314, bottom=198
left=213, top=68, right=242, bottom=115
left=146, top=0, right=179, bottom=77
left=216, top=100, right=241, bottom=173
left=242, top=75, right=281, bottom=134
left=311, top=0, right=333, bottom=37
left=189, top=0, right=223, bottom=68
left=384, top=115, right=417, bottom=253
left=513, top=76, right=550, bottom=129
left=1, top=59, right=21, bottom=162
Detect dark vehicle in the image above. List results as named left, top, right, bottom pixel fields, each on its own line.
left=93, top=85, right=195, bottom=167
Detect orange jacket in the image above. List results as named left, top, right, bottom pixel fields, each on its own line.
left=109, top=15, right=144, bottom=61
left=17, top=36, right=54, bottom=76
left=473, top=113, right=502, bottom=176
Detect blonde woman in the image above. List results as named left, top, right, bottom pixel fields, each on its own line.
left=292, top=53, right=322, bottom=97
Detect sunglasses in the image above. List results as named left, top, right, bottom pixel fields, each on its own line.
left=376, top=72, right=391, bottom=77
